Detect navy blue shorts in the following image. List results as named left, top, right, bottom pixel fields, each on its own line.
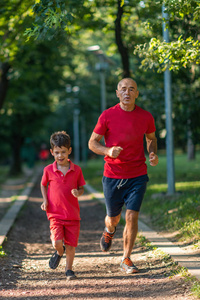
left=102, top=174, right=149, bottom=217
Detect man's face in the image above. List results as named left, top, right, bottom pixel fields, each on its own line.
left=116, top=79, right=139, bottom=110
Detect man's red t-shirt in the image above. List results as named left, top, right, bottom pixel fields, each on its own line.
left=93, top=104, right=156, bottom=179
left=41, top=160, right=86, bottom=220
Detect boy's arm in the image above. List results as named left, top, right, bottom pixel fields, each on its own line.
left=40, top=183, right=48, bottom=211
left=71, top=186, right=84, bottom=198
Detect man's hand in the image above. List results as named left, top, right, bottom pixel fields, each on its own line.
left=149, top=152, right=159, bottom=166
left=107, top=146, right=123, bottom=158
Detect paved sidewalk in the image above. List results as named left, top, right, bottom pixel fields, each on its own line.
left=0, top=165, right=43, bottom=246
left=85, top=184, right=200, bottom=281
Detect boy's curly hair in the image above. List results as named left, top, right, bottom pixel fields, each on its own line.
left=50, top=131, right=71, bottom=149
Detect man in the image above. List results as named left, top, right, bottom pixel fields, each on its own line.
left=88, top=78, right=158, bottom=274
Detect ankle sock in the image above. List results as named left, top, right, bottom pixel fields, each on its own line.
left=105, top=227, right=115, bottom=234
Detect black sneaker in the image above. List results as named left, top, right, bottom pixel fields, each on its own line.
left=66, top=269, right=76, bottom=280
left=49, top=246, right=65, bottom=269
left=100, top=227, right=116, bottom=252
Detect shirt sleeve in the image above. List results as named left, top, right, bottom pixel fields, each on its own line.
left=41, top=167, right=49, bottom=186
left=146, top=113, right=156, bottom=134
left=93, top=111, right=107, bottom=136
left=77, top=168, right=86, bottom=187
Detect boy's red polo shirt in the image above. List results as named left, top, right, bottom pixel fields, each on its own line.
left=41, top=160, right=85, bottom=221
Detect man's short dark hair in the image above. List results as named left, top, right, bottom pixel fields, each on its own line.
left=50, top=131, right=71, bottom=149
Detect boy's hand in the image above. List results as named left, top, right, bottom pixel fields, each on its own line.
left=41, top=201, right=48, bottom=211
left=71, top=189, right=79, bottom=198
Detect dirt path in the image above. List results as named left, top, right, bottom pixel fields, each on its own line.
left=0, top=180, right=197, bottom=300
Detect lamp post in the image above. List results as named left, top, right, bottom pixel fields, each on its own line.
left=87, top=45, right=109, bottom=113
left=66, top=85, right=80, bottom=164
left=162, top=5, right=175, bottom=195
left=73, top=108, right=80, bottom=164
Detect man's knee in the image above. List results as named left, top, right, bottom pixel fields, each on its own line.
left=125, top=210, right=139, bottom=225
left=106, top=214, right=121, bottom=227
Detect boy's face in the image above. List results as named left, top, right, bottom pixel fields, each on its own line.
left=50, top=146, right=72, bottom=166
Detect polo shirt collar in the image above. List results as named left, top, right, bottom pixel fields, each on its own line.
left=52, top=159, right=75, bottom=172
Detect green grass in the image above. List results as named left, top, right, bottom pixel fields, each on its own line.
left=0, top=165, right=9, bottom=184
left=147, top=152, right=200, bottom=184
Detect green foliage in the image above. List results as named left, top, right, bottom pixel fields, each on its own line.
left=0, top=0, right=35, bottom=62
left=158, top=0, right=200, bottom=21
left=136, top=234, right=156, bottom=250
left=0, top=39, right=66, bottom=168
left=24, top=0, right=73, bottom=41
left=134, top=36, right=200, bottom=72
left=132, top=0, right=200, bottom=72
left=24, top=0, right=89, bottom=41
left=0, top=246, right=6, bottom=257
left=191, top=280, right=200, bottom=298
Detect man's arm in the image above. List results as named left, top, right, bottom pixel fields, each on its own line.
left=145, top=132, right=159, bottom=166
left=88, top=132, right=123, bottom=158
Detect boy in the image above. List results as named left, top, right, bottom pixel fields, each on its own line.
left=41, top=131, right=85, bottom=280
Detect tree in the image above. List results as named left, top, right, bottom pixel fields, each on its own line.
left=0, top=0, right=36, bottom=109
left=0, top=40, right=66, bottom=174
left=134, top=0, right=200, bottom=71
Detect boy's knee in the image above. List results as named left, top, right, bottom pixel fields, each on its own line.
left=52, top=240, right=63, bottom=249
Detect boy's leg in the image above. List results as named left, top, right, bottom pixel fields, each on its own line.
left=63, top=220, right=80, bottom=279
left=65, top=245, right=75, bottom=271
left=52, top=240, right=65, bottom=256
left=49, top=219, right=65, bottom=269
left=49, top=240, right=65, bottom=269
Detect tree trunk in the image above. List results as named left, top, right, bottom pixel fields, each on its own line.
left=0, top=62, right=10, bottom=109
left=115, top=0, right=130, bottom=78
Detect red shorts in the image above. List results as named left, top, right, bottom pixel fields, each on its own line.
left=49, top=218, right=80, bottom=247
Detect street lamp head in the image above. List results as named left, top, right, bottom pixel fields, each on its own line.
left=72, top=86, right=80, bottom=93
left=87, top=45, right=100, bottom=52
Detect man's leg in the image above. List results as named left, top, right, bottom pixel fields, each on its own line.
left=120, top=209, right=139, bottom=273
left=123, top=209, right=139, bottom=258
left=105, top=214, right=121, bottom=233
left=100, top=213, right=121, bottom=252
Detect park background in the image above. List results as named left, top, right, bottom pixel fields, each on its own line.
left=0, top=0, right=200, bottom=296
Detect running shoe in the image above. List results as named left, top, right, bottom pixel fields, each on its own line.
left=120, top=257, right=139, bottom=274
left=100, top=227, right=116, bottom=252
